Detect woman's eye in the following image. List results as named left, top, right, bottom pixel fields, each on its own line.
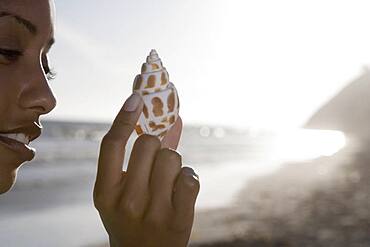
left=0, top=48, right=23, bottom=63
left=0, top=49, right=56, bottom=80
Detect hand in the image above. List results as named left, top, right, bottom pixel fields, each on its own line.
left=93, top=93, right=200, bottom=247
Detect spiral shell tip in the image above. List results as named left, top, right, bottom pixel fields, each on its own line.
left=147, top=49, right=160, bottom=63
left=150, top=49, right=158, bottom=56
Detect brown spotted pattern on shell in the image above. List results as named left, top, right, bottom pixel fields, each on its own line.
left=133, top=49, right=180, bottom=138
left=161, top=72, right=168, bottom=85
left=146, top=75, right=156, bottom=88
left=135, top=125, right=144, bottom=135
left=167, top=91, right=175, bottom=113
left=143, top=104, right=149, bottom=119
left=152, top=97, right=164, bottom=117
left=149, top=121, right=166, bottom=131
left=152, top=64, right=160, bottom=70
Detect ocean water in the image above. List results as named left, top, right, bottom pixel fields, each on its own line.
left=0, top=121, right=346, bottom=247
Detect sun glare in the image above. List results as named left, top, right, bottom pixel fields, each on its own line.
left=272, top=129, right=346, bottom=162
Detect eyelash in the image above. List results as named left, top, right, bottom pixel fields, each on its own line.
left=0, top=48, right=57, bottom=80
left=42, top=56, right=56, bottom=80
left=45, top=68, right=56, bottom=80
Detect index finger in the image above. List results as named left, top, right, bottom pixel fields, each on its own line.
left=95, top=93, right=143, bottom=191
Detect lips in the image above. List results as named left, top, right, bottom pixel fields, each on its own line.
left=0, top=135, right=35, bottom=161
left=0, top=133, right=30, bottom=144
left=0, top=122, right=42, bottom=162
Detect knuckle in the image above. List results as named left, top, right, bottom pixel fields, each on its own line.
left=145, top=213, right=167, bottom=229
left=100, top=133, right=111, bottom=144
left=113, top=118, right=136, bottom=130
left=101, top=133, right=119, bottom=146
left=158, top=148, right=182, bottom=164
left=119, top=198, right=144, bottom=220
left=101, top=119, right=135, bottom=145
left=93, top=194, right=112, bottom=212
left=136, top=134, right=161, bottom=148
left=169, top=220, right=191, bottom=234
left=182, top=178, right=200, bottom=193
left=180, top=168, right=200, bottom=191
left=188, top=177, right=201, bottom=192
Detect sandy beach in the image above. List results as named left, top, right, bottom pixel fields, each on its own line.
left=191, top=138, right=370, bottom=246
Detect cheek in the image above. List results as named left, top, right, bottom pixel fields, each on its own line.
left=0, top=67, right=24, bottom=193
left=0, top=88, right=11, bottom=120
left=0, top=67, right=20, bottom=127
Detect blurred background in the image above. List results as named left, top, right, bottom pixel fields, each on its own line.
left=1, top=0, right=370, bottom=246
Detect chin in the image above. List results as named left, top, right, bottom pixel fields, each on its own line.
left=0, top=168, right=17, bottom=194
left=0, top=145, right=28, bottom=194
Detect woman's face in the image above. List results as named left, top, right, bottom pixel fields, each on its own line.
left=0, top=0, right=56, bottom=194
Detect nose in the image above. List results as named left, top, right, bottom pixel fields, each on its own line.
left=18, top=65, right=57, bottom=116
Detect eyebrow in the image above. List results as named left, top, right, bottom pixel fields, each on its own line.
left=0, top=11, right=37, bottom=35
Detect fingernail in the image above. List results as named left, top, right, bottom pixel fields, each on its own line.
left=184, top=168, right=199, bottom=180
left=123, top=93, right=141, bottom=112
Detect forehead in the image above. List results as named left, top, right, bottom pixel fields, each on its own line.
left=0, top=0, right=55, bottom=37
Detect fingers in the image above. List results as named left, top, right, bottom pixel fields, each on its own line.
left=172, top=167, right=200, bottom=227
left=121, top=134, right=161, bottom=216
left=161, top=117, right=183, bottom=150
left=148, top=149, right=182, bottom=214
left=96, top=93, right=143, bottom=191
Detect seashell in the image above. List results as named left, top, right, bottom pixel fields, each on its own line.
left=133, top=49, right=180, bottom=138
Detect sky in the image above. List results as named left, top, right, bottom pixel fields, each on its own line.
left=48, top=0, right=370, bottom=128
